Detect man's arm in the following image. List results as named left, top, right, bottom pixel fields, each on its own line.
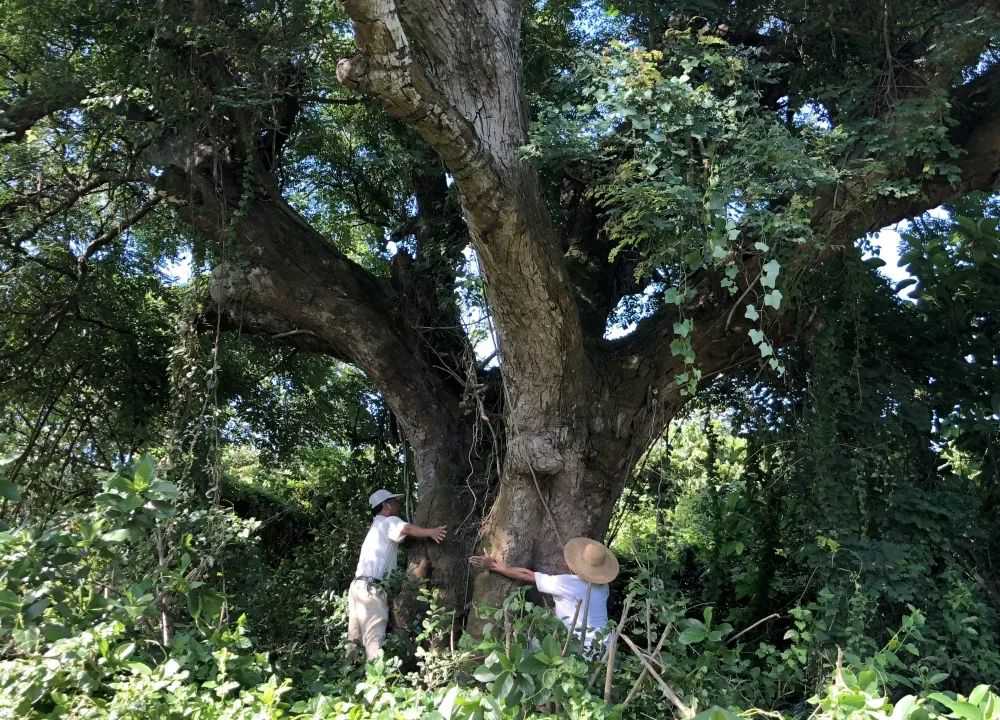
left=469, top=555, right=535, bottom=583
left=400, top=523, right=447, bottom=543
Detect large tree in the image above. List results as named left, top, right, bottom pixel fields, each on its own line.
left=2, top=0, right=999, bottom=615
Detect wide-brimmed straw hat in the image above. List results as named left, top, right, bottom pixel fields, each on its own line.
left=563, top=537, right=619, bottom=584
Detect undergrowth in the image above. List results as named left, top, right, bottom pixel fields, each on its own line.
left=0, top=459, right=997, bottom=719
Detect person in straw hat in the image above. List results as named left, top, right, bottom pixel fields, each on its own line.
left=348, top=489, right=447, bottom=661
left=469, top=537, right=619, bottom=649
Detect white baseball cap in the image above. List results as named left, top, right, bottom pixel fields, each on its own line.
left=368, top=489, right=404, bottom=508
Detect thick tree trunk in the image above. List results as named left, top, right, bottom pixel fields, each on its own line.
left=159, top=166, right=485, bottom=609
left=159, top=0, right=1000, bottom=628
left=471, top=353, right=681, bottom=610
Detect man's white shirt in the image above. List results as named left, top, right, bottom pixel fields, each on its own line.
left=354, top=515, right=406, bottom=580
left=534, top=572, right=609, bottom=647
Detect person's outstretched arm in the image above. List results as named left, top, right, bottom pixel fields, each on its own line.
left=400, top=523, right=447, bottom=543
left=469, top=555, right=535, bottom=583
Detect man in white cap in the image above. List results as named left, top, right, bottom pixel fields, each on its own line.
left=469, top=537, right=619, bottom=649
left=348, top=488, right=447, bottom=660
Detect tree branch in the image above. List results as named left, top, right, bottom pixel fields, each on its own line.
left=0, top=79, right=87, bottom=144
left=158, top=163, right=465, bottom=455
left=814, top=64, right=1000, bottom=249
left=337, top=0, right=592, bottom=400
left=76, top=196, right=163, bottom=276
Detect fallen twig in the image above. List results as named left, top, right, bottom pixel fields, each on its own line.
left=620, top=634, right=692, bottom=718
left=621, top=624, right=673, bottom=710
left=727, top=612, right=780, bottom=645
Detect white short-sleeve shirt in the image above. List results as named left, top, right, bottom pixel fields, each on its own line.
left=534, top=572, right=609, bottom=647
left=353, top=515, right=407, bottom=580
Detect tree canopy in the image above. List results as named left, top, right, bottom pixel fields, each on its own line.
left=0, top=1, right=999, bottom=716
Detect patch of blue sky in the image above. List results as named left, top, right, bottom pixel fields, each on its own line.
left=792, top=101, right=831, bottom=131
left=457, top=247, right=500, bottom=367
left=604, top=282, right=663, bottom=340
left=863, top=206, right=951, bottom=301
left=758, top=16, right=790, bottom=35
left=160, top=249, right=193, bottom=285
left=569, top=0, right=629, bottom=44
left=962, top=47, right=999, bottom=84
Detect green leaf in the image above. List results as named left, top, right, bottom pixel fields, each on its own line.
left=693, top=708, right=739, bottom=720
left=496, top=672, right=514, bottom=701
left=0, top=478, right=21, bottom=502
left=748, top=328, right=764, bottom=345
left=890, top=695, right=917, bottom=720
left=0, top=590, right=20, bottom=613
left=100, top=529, right=132, bottom=543
left=968, top=685, right=990, bottom=705
left=150, top=480, right=179, bottom=500
left=744, top=304, right=759, bottom=321
left=929, top=693, right=983, bottom=720
left=41, top=623, right=69, bottom=641
left=761, top=259, right=781, bottom=288
left=685, top=250, right=704, bottom=270
left=438, top=686, right=461, bottom=720
left=679, top=626, right=707, bottom=645
left=673, top=319, right=692, bottom=338
left=25, top=598, right=48, bottom=620
left=721, top=541, right=744, bottom=556
left=472, top=666, right=497, bottom=683
left=759, top=341, right=773, bottom=358
left=133, top=455, right=156, bottom=489
left=763, top=289, right=783, bottom=309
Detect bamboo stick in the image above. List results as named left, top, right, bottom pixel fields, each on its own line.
left=621, top=623, right=672, bottom=710
left=579, top=582, right=593, bottom=647
left=561, top=599, right=583, bottom=656
left=589, top=591, right=635, bottom=686
left=619, top=633, right=692, bottom=718
left=603, top=592, right=634, bottom=703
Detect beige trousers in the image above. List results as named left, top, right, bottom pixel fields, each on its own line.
left=347, top=580, right=389, bottom=660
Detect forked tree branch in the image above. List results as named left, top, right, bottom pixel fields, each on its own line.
left=337, top=0, right=592, bottom=397
left=0, top=78, right=87, bottom=145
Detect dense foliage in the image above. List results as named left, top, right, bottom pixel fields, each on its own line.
left=2, top=0, right=999, bottom=717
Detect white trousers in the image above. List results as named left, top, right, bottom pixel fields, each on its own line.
left=347, top=580, right=389, bottom=660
